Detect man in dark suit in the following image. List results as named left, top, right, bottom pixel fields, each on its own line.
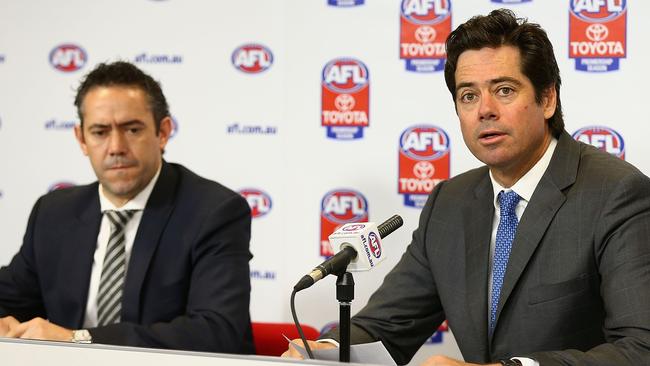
left=0, top=61, right=254, bottom=354
left=284, top=9, right=650, bottom=366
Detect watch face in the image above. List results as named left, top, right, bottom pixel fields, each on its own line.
left=73, top=329, right=92, bottom=343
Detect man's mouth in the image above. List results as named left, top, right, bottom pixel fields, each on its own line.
left=478, top=130, right=506, bottom=143
left=108, top=164, right=134, bottom=170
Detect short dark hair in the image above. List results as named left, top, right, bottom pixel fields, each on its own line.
left=74, top=61, right=170, bottom=133
left=444, top=9, right=564, bottom=137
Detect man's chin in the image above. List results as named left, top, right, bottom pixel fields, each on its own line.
left=100, top=181, right=142, bottom=202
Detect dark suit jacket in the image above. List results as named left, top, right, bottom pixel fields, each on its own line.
left=327, top=132, right=650, bottom=365
left=0, top=162, right=254, bottom=354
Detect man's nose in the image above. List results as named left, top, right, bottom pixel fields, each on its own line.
left=107, top=130, right=127, bottom=155
left=478, top=93, right=498, bottom=121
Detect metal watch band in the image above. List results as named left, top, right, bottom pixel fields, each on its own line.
left=71, top=329, right=93, bottom=344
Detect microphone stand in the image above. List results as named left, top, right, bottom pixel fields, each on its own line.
left=336, top=271, right=354, bottom=363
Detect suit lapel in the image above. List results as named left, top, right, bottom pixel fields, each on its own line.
left=122, top=162, right=178, bottom=322
left=61, top=186, right=102, bottom=328
left=494, top=132, right=580, bottom=332
left=465, top=170, right=495, bottom=349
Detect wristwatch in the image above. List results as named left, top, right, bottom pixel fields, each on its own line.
left=499, top=359, right=523, bottom=366
left=71, top=329, right=93, bottom=344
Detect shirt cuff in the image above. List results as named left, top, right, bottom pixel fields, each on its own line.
left=316, top=338, right=340, bottom=347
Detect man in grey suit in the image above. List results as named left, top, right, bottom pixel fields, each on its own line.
left=284, top=9, right=650, bottom=366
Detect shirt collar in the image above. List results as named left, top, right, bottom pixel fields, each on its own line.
left=99, top=164, right=162, bottom=212
left=490, top=137, right=558, bottom=207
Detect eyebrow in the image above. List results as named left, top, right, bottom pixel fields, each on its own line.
left=119, top=120, right=146, bottom=128
left=87, top=120, right=146, bottom=129
left=455, top=77, right=523, bottom=93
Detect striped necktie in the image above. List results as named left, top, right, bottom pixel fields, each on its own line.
left=97, top=210, right=136, bottom=326
left=489, top=190, right=521, bottom=333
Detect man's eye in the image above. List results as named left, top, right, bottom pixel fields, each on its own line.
left=497, top=87, right=514, bottom=96
left=91, top=130, right=107, bottom=136
left=127, top=127, right=142, bottom=134
left=460, top=93, right=476, bottom=103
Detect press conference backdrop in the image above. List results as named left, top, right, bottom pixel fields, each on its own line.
left=0, top=1, right=647, bottom=364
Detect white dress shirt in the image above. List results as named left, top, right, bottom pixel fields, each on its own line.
left=82, top=166, right=161, bottom=328
left=487, top=138, right=557, bottom=366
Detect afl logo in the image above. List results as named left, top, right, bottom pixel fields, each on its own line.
left=400, top=125, right=450, bottom=160
left=400, top=0, right=451, bottom=25
left=572, top=126, right=625, bottom=158
left=367, top=231, right=381, bottom=258
left=322, top=58, right=369, bottom=94
left=48, top=182, right=75, bottom=192
left=570, top=0, right=626, bottom=22
left=321, top=190, right=368, bottom=224
left=49, top=44, right=87, bottom=72
left=239, top=188, right=272, bottom=218
left=231, top=44, right=273, bottom=74
left=342, top=224, right=366, bottom=231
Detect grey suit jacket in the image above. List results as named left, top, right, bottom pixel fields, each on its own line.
left=330, top=132, right=650, bottom=365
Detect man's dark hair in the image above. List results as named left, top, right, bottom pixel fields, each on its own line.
left=74, top=61, right=170, bottom=133
left=444, top=9, right=564, bottom=137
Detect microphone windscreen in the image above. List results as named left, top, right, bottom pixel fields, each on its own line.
left=377, top=215, right=403, bottom=239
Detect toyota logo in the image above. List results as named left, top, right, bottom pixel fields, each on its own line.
left=415, top=26, right=437, bottom=43
left=335, top=94, right=356, bottom=112
left=413, top=161, right=435, bottom=179
left=586, top=23, right=609, bottom=42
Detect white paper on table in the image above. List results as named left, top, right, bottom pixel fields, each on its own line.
left=285, top=336, right=396, bottom=365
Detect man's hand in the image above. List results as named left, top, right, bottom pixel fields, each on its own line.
left=281, top=339, right=337, bottom=359
left=421, top=355, right=498, bottom=366
left=4, top=317, right=73, bottom=342
left=0, top=316, right=19, bottom=336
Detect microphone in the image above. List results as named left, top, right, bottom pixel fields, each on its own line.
left=294, top=215, right=403, bottom=291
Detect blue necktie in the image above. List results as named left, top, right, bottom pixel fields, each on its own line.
left=489, top=190, right=521, bottom=333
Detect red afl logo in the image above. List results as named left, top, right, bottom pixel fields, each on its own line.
left=572, top=126, right=625, bottom=159
left=321, top=190, right=368, bottom=224
left=400, top=0, right=451, bottom=25
left=570, top=0, right=626, bottom=22
left=342, top=224, right=366, bottom=231
left=49, top=44, right=87, bottom=72
left=239, top=188, right=273, bottom=218
left=400, top=125, right=450, bottom=160
left=48, top=182, right=75, bottom=192
left=231, top=44, right=273, bottom=74
left=322, top=59, right=369, bottom=94
left=368, top=232, right=381, bottom=258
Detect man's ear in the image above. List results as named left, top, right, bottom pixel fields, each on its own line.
left=542, top=84, right=557, bottom=120
left=74, top=124, right=89, bottom=156
left=158, top=117, right=172, bottom=151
